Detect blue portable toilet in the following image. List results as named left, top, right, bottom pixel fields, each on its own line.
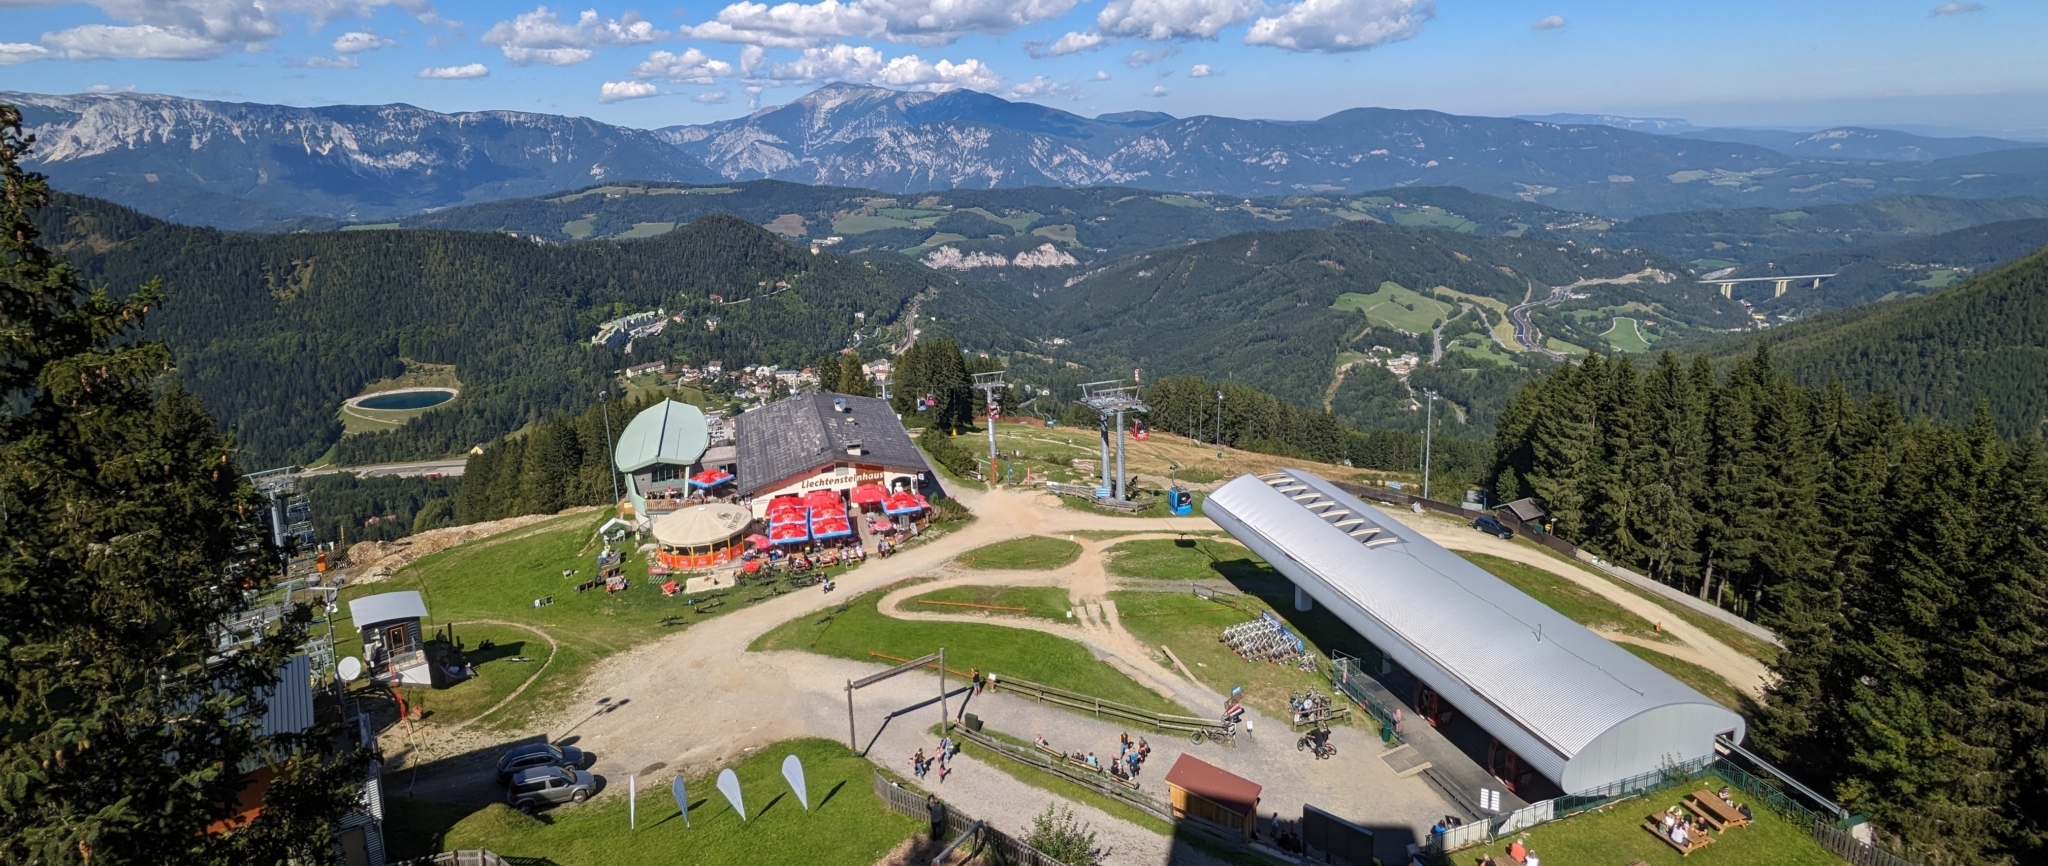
left=1168, top=487, right=1194, bottom=516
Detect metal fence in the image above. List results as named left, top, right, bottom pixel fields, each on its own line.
left=871, top=772, right=1067, bottom=866
left=1325, top=651, right=1402, bottom=745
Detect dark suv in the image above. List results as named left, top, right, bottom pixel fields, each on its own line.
left=1472, top=515, right=1515, bottom=539
left=496, top=741, right=585, bottom=785
left=507, top=766, right=595, bottom=813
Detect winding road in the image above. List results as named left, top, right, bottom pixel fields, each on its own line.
left=1506, top=284, right=1574, bottom=359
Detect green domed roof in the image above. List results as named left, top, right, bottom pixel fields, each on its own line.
left=613, top=400, right=710, bottom=473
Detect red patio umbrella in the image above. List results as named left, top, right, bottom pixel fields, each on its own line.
left=746, top=533, right=771, bottom=550
left=743, top=559, right=762, bottom=574
left=850, top=483, right=888, bottom=507
left=689, top=468, right=734, bottom=488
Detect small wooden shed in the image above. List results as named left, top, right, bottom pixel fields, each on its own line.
left=1163, top=754, right=1262, bottom=840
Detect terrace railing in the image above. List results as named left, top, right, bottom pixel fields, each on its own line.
left=984, top=673, right=1220, bottom=736
left=871, top=772, right=1066, bottom=866
left=1326, top=651, right=1403, bottom=745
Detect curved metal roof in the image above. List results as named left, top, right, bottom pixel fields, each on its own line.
left=348, top=591, right=427, bottom=627
left=614, top=399, right=710, bottom=474
left=1206, top=470, right=1740, bottom=785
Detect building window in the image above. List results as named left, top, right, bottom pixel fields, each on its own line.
left=652, top=465, right=681, bottom=483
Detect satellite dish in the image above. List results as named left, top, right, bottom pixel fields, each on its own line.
left=336, top=657, right=363, bottom=682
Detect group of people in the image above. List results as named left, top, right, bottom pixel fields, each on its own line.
left=1715, top=786, right=1756, bottom=822
left=1428, top=814, right=1465, bottom=836
left=1658, top=805, right=1708, bottom=847
left=1042, top=731, right=1152, bottom=781
left=910, top=735, right=961, bottom=783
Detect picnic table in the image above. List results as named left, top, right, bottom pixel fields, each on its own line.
left=1642, top=814, right=1714, bottom=856
left=1684, top=790, right=1751, bottom=831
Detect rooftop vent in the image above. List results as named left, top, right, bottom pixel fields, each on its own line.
left=832, top=397, right=850, bottom=413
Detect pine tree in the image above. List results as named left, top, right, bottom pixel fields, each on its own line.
left=0, top=106, right=366, bottom=864
left=1633, top=351, right=1705, bottom=585
left=835, top=350, right=875, bottom=397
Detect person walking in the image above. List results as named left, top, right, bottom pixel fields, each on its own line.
left=927, top=794, right=945, bottom=841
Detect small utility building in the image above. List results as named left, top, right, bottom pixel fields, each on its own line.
left=1205, top=470, right=1744, bottom=795
left=348, top=591, right=431, bottom=687
left=1163, top=754, right=1262, bottom=840
left=734, top=392, right=929, bottom=519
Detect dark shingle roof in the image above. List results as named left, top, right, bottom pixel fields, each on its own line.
left=735, top=392, right=929, bottom=497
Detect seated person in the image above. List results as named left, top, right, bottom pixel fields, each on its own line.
left=1506, top=839, right=1527, bottom=864
left=1695, top=816, right=1712, bottom=835
left=1718, top=785, right=1733, bottom=804
left=1737, top=803, right=1754, bottom=822
left=1086, top=752, right=1099, bottom=769
left=1035, top=733, right=1050, bottom=748
left=1670, top=823, right=1691, bottom=847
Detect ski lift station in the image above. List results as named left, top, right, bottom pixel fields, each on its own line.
left=1204, top=469, right=1744, bottom=795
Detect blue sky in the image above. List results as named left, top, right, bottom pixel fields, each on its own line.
left=3, top=1, right=2045, bottom=136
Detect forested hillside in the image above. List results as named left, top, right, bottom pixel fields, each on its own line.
left=1739, top=217, right=2048, bottom=313
left=1574, top=194, right=2048, bottom=272
left=1038, top=219, right=1736, bottom=435
left=1488, top=348, right=2048, bottom=865
left=34, top=193, right=970, bottom=468
left=1710, top=246, right=2048, bottom=435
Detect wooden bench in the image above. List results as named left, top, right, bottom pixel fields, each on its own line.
left=1035, top=743, right=1065, bottom=761
left=1643, top=817, right=1713, bottom=856
left=1684, top=791, right=1751, bottom=831
left=1104, top=771, right=1140, bottom=791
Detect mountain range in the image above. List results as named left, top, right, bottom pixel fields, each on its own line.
left=16, top=85, right=2048, bottom=230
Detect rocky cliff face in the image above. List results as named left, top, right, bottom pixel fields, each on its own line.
left=6, top=91, right=715, bottom=228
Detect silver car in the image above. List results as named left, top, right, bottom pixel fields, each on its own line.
left=507, top=766, right=595, bottom=813
left=496, top=741, right=585, bottom=785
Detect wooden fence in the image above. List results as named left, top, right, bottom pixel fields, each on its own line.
left=985, top=673, right=1218, bottom=736
left=871, top=772, right=1066, bottom=866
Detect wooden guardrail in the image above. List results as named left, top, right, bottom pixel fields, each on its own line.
left=985, top=673, right=1219, bottom=735
left=949, top=726, right=1174, bottom=821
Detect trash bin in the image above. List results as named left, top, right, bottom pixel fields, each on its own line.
left=963, top=712, right=983, bottom=733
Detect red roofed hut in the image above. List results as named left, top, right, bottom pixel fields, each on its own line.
left=1162, top=754, right=1262, bottom=840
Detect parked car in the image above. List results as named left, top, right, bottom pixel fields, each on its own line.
left=1472, top=515, right=1515, bottom=539
left=496, top=741, right=585, bottom=785
left=506, top=766, right=595, bottom=813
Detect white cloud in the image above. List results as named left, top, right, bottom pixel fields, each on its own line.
left=42, top=24, right=242, bottom=61
left=599, top=80, right=661, bottom=102
left=86, top=83, right=138, bottom=92
left=1531, top=14, right=1566, bottom=30
left=1008, top=75, right=1086, bottom=100
left=1245, top=0, right=1434, bottom=53
left=683, top=0, right=1079, bottom=48
left=1147, top=84, right=1168, bottom=97
left=0, top=43, right=53, bottom=65
left=1092, top=69, right=1110, bottom=80
left=1931, top=2, right=1983, bottom=15
left=759, top=44, right=1000, bottom=91
left=1188, top=62, right=1212, bottom=76
left=1098, top=0, right=1262, bottom=41
left=418, top=62, right=489, bottom=78
left=32, top=2, right=444, bottom=62
left=632, top=47, right=735, bottom=83
left=1025, top=30, right=1103, bottom=58
left=292, top=54, right=361, bottom=68
left=1125, top=45, right=1179, bottom=67
left=332, top=30, right=395, bottom=53
left=695, top=90, right=731, bottom=103
left=482, top=6, right=667, bottom=67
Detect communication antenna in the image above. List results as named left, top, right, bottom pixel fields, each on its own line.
left=336, top=657, right=363, bottom=683
left=972, top=370, right=1008, bottom=480
left=1078, top=380, right=1150, bottom=502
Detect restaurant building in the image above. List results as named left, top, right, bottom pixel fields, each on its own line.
left=734, top=392, right=930, bottom=519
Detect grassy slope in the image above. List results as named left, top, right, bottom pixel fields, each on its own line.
left=909, top=585, right=1072, bottom=621
left=1515, top=788, right=1836, bottom=866
left=384, top=738, right=919, bottom=865
left=955, top=536, right=1084, bottom=570
left=1462, top=552, right=1677, bottom=644
left=751, top=584, right=1183, bottom=716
